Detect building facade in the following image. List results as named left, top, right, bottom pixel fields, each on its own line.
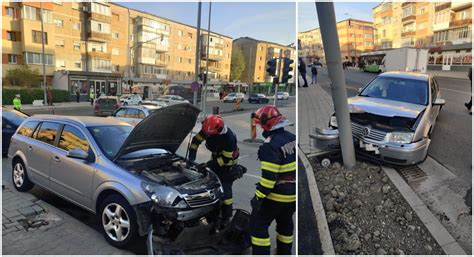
left=2, top=1, right=232, bottom=101
left=232, top=37, right=296, bottom=87
left=298, top=28, right=325, bottom=64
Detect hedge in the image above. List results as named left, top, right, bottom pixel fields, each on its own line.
left=3, top=88, right=70, bottom=105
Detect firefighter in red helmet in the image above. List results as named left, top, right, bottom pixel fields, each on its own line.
left=250, top=105, right=296, bottom=255
left=188, top=115, right=241, bottom=225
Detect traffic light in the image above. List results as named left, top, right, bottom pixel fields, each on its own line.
left=198, top=73, right=207, bottom=84
left=281, top=57, right=294, bottom=83
left=266, top=58, right=277, bottom=77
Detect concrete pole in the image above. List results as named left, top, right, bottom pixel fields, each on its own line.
left=193, top=2, right=202, bottom=106
left=202, top=1, right=212, bottom=116
left=40, top=2, right=47, bottom=105
left=273, top=49, right=283, bottom=106
left=316, top=2, right=356, bottom=168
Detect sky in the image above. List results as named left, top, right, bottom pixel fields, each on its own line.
left=121, top=2, right=296, bottom=46
left=298, top=2, right=379, bottom=32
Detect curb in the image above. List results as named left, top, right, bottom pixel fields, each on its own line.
left=382, top=166, right=467, bottom=255
left=298, top=147, right=335, bottom=255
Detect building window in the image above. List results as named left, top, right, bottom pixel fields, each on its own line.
left=25, top=52, right=54, bottom=65
left=55, top=39, right=65, bottom=48
left=91, top=2, right=111, bottom=16
left=32, top=30, right=48, bottom=44
left=74, top=61, right=82, bottom=69
left=73, top=41, right=81, bottom=50
left=54, top=18, right=64, bottom=27
left=56, top=59, right=66, bottom=69
left=53, top=0, right=62, bottom=5
left=112, top=31, right=119, bottom=39
left=419, top=7, right=425, bottom=14
left=187, top=32, right=193, bottom=39
left=6, top=31, right=16, bottom=41
left=177, top=57, right=183, bottom=63
left=178, top=30, right=183, bottom=36
left=91, top=58, right=111, bottom=72
left=8, top=54, right=17, bottom=64
left=89, top=42, right=107, bottom=52
left=5, top=7, right=14, bottom=17
left=113, top=65, right=120, bottom=72
left=23, top=6, right=52, bottom=23
left=71, top=1, right=80, bottom=10
left=259, top=56, right=262, bottom=61
left=91, top=20, right=110, bottom=33
left=188, top=58, right=192, bottom=64
left=112, top=48, right=119, bottom=56
left=72, top=22, right=81, bottom=30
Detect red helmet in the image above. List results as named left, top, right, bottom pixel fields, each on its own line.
left=201, top=115, right=225, bottom=136
left=254, top=105, right=283, bottom=131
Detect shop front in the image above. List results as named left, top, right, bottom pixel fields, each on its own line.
left=428, top=43, right=472, bottom=72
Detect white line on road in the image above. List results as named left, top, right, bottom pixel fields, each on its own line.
left=244, top=173, right=260, bottom=179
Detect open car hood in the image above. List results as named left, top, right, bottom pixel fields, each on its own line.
left=348, top=96, right=425, bottom=119
left=113, top=103, right=200, bottom=161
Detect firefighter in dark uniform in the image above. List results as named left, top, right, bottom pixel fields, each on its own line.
left=250, top=105, right=296, bottom=255
left=188, top=115, right=239, bottom=224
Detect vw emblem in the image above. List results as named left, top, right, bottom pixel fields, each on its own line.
left=362, top=127, right=370, bottom=137
left=208, top=189, right=215, bottom=200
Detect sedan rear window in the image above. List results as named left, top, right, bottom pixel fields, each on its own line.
left=36, top=122, right=62, bottom=146
left=97, top=98, right=117, bottom=105
left=88, top=125, right=133, bottom=159
left=360, top=77, right=428, bottom=105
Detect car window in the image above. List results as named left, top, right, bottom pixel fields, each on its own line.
left=115, top=108, right=128, bottom=117
left=3, top=110, right=28, bottom=126
left=125, top=109, right=139, bottom=118
left=137, top=110, right=145, bottom=119
left=17, top=121, right=40, bottom=137
left=360, top=77, right=428, bottom=105
left=36, top=122, right=61, bottom=146
left=59, top=125, right=90, bottom=152
left=88, top=125, right=133, bottom=159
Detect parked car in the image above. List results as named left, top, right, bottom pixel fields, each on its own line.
left=2, top=107, right=28, bottom=155
left=8, top=104, right=224, bottom=248
left=120, top=94, right=143, bottom=106
left=276, top=92, right=290, bottom=100
left=223, top=93, right=245, bottom=103
left=313, top=72, right=444, bottom=165
left=94, top=96, right=121, bottom=116
left=141, top=100, right=168, bottom=108
left=156, top=95, right=190, bottom=105
left=111, top=105, right=162, bottom=126
left=248, top=94, right=269, bottom=104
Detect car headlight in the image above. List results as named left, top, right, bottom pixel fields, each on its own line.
left=388, top=132, right=414, bottom=144
left=141, top=182, right=189, bottom=208
left=330, top=116, right=338, bottom=127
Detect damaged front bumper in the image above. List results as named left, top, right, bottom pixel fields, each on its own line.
left=312, top=127, right=430, bottom=165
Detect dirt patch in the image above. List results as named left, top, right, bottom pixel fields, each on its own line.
left=310, top=159, right=444, bottom=255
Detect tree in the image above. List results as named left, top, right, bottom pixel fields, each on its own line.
left=230, top=47, right=246, bottom=81
left=4, top=65, right=41, bottom=88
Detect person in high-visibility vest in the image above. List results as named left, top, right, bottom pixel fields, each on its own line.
left=89, top=89, right=95, bottom=106
left=13, top=94, right=22, bottom=111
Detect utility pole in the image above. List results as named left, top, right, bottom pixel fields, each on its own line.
left=40, top=2, right=47, bottom=105
left=316, top=2, right=356, bottom=168
left=273, top=49, right=283, bottom=106
left=193, top=2, right=202, bottom=106
left=202, top=1, right=212, bottom=117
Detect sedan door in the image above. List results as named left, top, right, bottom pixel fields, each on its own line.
left=49, top=124, right=95, bottom=209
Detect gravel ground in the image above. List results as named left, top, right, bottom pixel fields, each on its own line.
left=310, top=159, right=445, bottom=255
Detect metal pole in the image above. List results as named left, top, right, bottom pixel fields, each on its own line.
left=128, top=9, right=132, bottom=92
left=273, top=49, right=283, bottom=106
left=193, top=2, right=202, bottom=106
left=316, top=2, right=356, bottom=168
left=202, top=1, right=212, bottom=117
left=40, top=2, right=47, bottom=105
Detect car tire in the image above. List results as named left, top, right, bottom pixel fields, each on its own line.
left=138, top=101, right=142, bottom=105
left=12, top=159, right=34, bottom=192
left=123, top=102, right=128, bottom=106
left=99, top=194, right=138, bottom=248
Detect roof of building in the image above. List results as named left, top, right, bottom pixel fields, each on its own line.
left=298, top=18, right=373, bottom=34
left=233, top=37, right=295, bottom=49
left=111, top=2, right=233, bottom=40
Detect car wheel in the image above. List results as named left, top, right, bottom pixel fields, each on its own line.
left=99, top=194, right=138, bottom=248
left=138, top=101, right=142, bottom=105
left=123, top=102, right=128, bottom=106
left=12, top=159, right=34, bottom=192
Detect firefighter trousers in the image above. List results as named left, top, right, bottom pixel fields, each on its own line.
left=221, top=181, right=233, bottom=221
left=250, top=200, right=295, bottom=255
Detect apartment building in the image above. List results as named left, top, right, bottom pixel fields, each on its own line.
left=232, top=37, right=296, bottom=86
left=298, top=28, right=325, bottom=64
left=2, top=1, right=232, bottom=101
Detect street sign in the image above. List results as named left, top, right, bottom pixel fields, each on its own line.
left=191, top=81, right=199, bottom=92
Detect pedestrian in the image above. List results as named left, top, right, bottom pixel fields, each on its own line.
left=12, top=94, right=21, bottom=111
left=250, top=105, right=296, bottom=255
left=465, top=67, right=472, bottom=115
left=310, top=63, right=318, bottom=85
left=298, top=58, right=308, bottom=87
left=89, top=88, right=95, bottom=105
left=47, top=89, right=53, bottom=106
left=188, top=115, right=241, bottom=227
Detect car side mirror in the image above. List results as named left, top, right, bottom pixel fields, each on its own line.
left=433, top=98, right=445, bottom=106
left=67, top=148, right=89, bottom=160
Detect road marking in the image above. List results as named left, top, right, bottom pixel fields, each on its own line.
left=440, top=88, right=471, bottom=95
left=244, top=173, right=260, bottom=179
left=240, top=154, right=250, bottom=159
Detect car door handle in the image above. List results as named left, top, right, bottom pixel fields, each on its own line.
left=53, top=156, right=61, bottom=163
left=27, top=146, right=33, bottom=151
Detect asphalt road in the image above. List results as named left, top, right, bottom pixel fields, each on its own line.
left=315, top=68, right=472, bottom=182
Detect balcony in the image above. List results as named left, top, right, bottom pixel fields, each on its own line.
left=89, top=12, right=111, bottom=23
left=402, top=15, right=416, bottom=23
left=88, top=51, right=111, bottom=59
left=88, top=31, right=111, bottom=42
left=155, top=59, right=168, bottom=66
left=451, top=2, right=472, bottom=11
left=401, top=31, right=416, bottom=37
left=402, top=2, right=415, bottom=8
left=201, top=52, right=223, bottom=61
left=450, top=19, right=472, bottom=28
left=435, top=2, right=451, bottom=12
left=137, top=25, right=170, bottom=37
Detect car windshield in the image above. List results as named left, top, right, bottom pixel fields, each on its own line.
left=3, top=110, right=28, bottom=126
left=120, top=95, right=130, bottom=99
left=227, top=93, right=236, bottom=97
left=87, top=125, right=133, bottom=159
left=360, top=76, right=428, bottom=105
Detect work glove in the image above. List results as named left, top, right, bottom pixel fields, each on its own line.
left=251, top=196, right=263, bottom=213
left=231, top=165, right=247, bottom=180
left=188, top=150, right=197, bottom=163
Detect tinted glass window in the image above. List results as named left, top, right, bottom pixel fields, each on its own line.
left=59, top=125, right=89, bottom=152
left=97, top=98, right=116, bottom=105
left=137, top=110, right=145, bottom=119
left=88, top=125, right=132, bottom=159
left=36, top=122, right=61, bottom=145
left=125, top=109, right=139, bottom=118
left=360, top=77, right=428, bottom=105
left=115, top=108, right=128, bottom=117
left=3, top=110, right=28, bottom=126
left=17, top=121, right=39, bottom=137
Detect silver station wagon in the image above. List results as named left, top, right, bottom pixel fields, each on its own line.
left=314, top=72, right=445, bottom=165
left=8, top=104, right=225, bottom=249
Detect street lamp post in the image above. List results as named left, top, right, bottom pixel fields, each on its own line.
left=202, top=1, right=212, bottom=117
left=40, top=2, right=47, bottom=105
left=193, top=2, right=202, bottom=106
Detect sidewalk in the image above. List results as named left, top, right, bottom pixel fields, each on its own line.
left=426, top=70, right=470, bottom=80
left=298, top=81, right=333, bottom=154
left=3, top=101, right=91, bottom=111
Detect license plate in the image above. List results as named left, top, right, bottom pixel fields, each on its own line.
left=359, top=141, right=380, bottom=154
